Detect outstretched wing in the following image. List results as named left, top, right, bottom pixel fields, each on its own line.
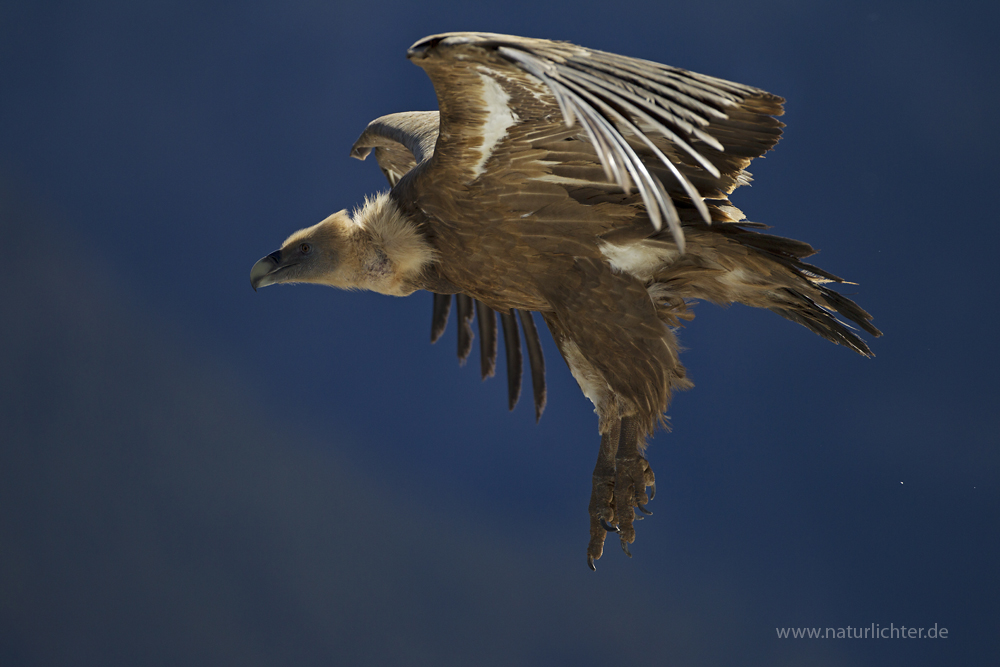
left=351, top=111, right=547, bottom=420
left=404, top=31, right=784, bottom=251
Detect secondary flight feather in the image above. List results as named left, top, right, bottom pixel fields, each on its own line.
left=250, top=32, right=880, bottom=569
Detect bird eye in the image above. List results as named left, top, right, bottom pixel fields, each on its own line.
left=299, top=243, right=312, bottom=255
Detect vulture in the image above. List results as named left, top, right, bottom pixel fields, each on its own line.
left=250, top=32, right=880, bottom=570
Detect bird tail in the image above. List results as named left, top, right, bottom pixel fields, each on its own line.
left=649, top=222, right=882, bottom=355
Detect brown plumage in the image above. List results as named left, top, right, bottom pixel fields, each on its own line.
left=250, top=32, right=880, bottom=569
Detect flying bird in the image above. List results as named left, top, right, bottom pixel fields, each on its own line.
left=250, top=32, right=880, bottom=569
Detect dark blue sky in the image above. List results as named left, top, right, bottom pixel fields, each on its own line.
left=2, top=1, right=998, bottom=665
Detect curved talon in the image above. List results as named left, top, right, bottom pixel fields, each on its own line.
left=587, top=555, right=597, bottom=571
left=648, top=481, right=656, bottom=501
left=621, top=540, right=632, bottom=558
left=600, top=519, right=619, bottom=533
left=637, top=503, right=653, bottom=515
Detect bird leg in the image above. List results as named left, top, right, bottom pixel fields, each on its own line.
left=587, top=418, right=620, bottom=570
left=587, top=415, right=656, bottom=569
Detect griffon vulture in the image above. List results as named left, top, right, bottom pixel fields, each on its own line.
left=250, top=32, right=880, bottom=569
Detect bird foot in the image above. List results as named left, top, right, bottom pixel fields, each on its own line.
left=611, top=449, right=654, bottom=552
left=586, top=416, right=655, bottom=570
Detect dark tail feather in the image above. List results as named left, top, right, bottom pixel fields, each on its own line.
left=715, top=224, right=882, bottom=352
left=456, top=294, right=475, bottom=364
left=475, top=301, right=498, bottom=380
left=517, top=311, right=547, bottom=422
left=819, top=286, right=882, bottom=338
left=499, top=310, right=523, bottom=410
left=713, top=225, right=847, bottom=282
left=770, top=288, right=875, bottom=357
left=430, top=293, right=452, bottom=344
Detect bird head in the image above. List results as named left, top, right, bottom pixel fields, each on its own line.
left=250, top=210, right=354, bottom=291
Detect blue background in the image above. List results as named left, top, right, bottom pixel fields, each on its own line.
left=2, top=1, right=997, bottom=664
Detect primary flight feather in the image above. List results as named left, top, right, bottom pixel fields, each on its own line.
left=250, top=32, right=880, bottom=569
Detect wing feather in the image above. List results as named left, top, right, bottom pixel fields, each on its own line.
left=430, top=292, right=452, bottom=343
left=499, top=310, right=523, bottom=411
left=475, top=300, right=498, bottom=379
left=455, top=293, right=475, bottom=364
left=518, top=310, right=547, bottom=422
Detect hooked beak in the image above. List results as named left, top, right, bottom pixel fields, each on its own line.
left=250, top=250, right=284, bottom=291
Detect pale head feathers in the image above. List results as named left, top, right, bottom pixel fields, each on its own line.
left=352, top=192, right=437, bottom=286
left=276, top=192, right=435, bottom=296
